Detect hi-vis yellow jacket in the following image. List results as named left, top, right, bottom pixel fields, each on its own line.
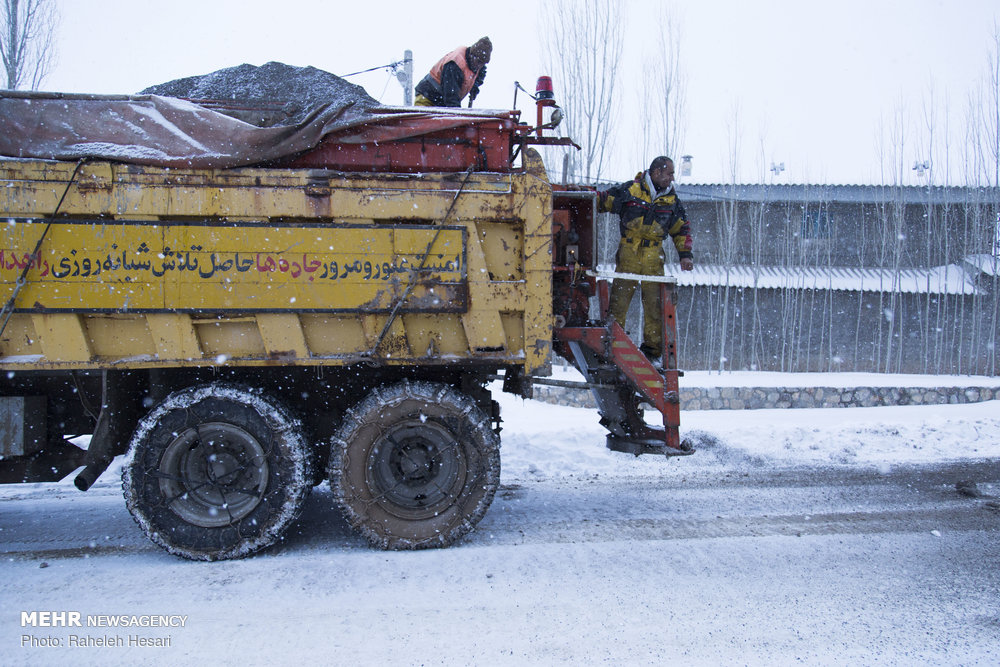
left=599, top=171, right=693, bottom=260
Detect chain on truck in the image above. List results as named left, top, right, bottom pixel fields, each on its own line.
left=0, top=75, right=692, bottom=560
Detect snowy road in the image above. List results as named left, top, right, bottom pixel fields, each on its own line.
left=2, top=395, right=999, bottom=665
left=2, top=463, right=999, bottom=665
left=4, top=461, right=996, bottom=558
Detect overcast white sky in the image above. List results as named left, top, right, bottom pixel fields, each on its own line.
left=41, top=0, right=999, bottom=185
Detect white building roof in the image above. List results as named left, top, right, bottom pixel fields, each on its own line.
left=963, top=254, right=1000, bottom=277
left=672, top=263, right=981, bottom=295
left=675, top=183, right=1000, bottom=206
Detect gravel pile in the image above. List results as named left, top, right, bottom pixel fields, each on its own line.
left=139, top=61, right=379, bottom=126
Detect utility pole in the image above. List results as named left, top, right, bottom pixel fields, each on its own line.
left=395, top=50, right=413, bottom=105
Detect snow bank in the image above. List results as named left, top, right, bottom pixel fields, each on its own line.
left=495, top=388, right=1000, bottom=482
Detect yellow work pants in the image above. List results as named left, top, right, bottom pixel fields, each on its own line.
left=609, top=240, right=665, bottom=356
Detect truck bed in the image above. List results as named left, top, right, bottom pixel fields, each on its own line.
left=0, top=154, right=553, bottom=374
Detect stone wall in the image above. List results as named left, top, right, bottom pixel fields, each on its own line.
left=531, top=384, right=997, bottom=411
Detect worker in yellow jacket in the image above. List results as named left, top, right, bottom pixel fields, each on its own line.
left=599, top=156, right=694, bottom=363
left=414, top=37, right=492, bottom=108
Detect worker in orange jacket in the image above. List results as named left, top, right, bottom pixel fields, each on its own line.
left=599, top=156, right=694, bottom=364
left=414, top=37, right=492, bottom=108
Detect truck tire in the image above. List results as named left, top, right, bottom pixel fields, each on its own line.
left=122, top=384, right=312, bottom=561
left=330, top=381, right=500, bottom=550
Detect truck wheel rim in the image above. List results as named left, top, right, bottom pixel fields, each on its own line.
left=368, top=420, right=466, bottom=520
left=157, top=422, right=269, bottom=528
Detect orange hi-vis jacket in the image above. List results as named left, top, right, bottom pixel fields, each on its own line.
left=428, top=46, right=479, bottom=100
left=414, top=46, right=486, bottom=107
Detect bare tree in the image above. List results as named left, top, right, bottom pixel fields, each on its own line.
left=636, top=3, right=686, bottom=163
left=713, top=104, right=743, bottom=372
left=540, top=0, right=624, bottom=184
left=1, top=0, right=57, bottom=90
left=871, top=104, right=910, bottom=372
left=973, top=23, right=1000, bottom=374
left=953, top=23, right=1000, bottom=375
left=986, top=22, right=1000, bottom=187
left=917, top=85, right=939, bottom=373
left=743, top=139, right=770, bottom=371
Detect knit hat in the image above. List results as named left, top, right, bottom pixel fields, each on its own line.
left=470, top=37, right=492, bottom=64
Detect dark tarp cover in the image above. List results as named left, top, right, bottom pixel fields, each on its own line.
left=0, top=62, right=506, bottom=169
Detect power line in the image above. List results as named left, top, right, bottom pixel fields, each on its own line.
left=341, top=59, right=410, bottom=78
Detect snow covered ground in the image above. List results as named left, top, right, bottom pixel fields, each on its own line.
left=515, top=367, right=1000, bottom=471
left=2, top=373, right=999, bottom=666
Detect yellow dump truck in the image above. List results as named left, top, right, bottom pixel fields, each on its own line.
left=0, top=82, right=687, bottom=560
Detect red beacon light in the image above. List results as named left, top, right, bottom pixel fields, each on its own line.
left=535, top=75, right=559, bottom=138
left=513, top=75, right=570, bottom=147
left=535, top=76, right=555, bottom=100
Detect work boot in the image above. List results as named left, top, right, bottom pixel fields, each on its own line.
left=639, top=344, right=662, bottom=369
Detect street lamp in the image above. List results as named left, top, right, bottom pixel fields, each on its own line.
left=912, top=160, right=930, bottom=178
